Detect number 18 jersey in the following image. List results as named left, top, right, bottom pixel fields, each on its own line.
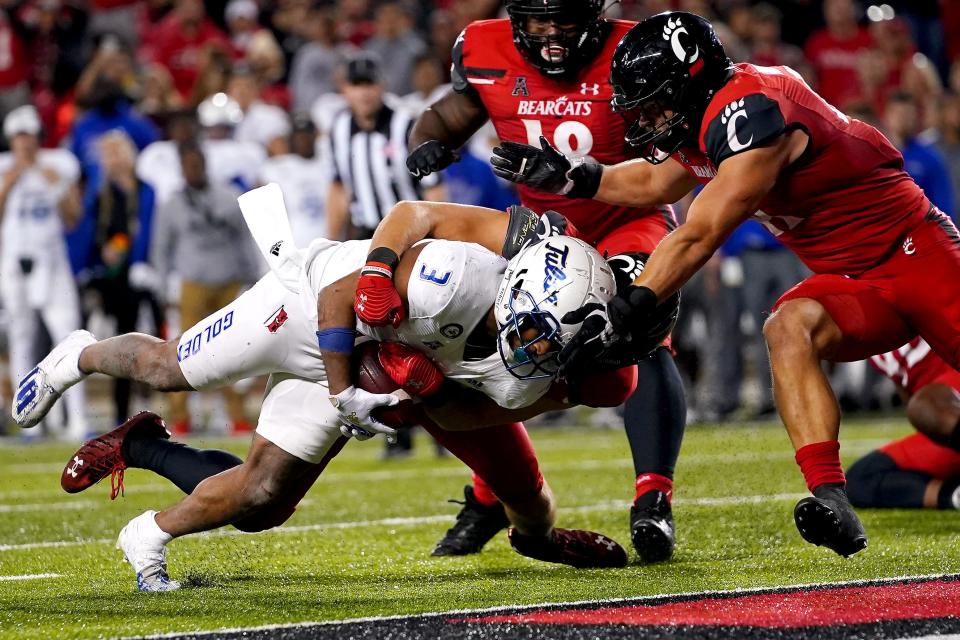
left=452, top=19, right=665, bottom=244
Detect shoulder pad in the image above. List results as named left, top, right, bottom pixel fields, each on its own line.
left=703, top=93, right=786, bottom=166
left=450, top=28, right=473, bottom=95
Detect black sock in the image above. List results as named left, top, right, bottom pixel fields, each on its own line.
left=623, top=347, right=687, bottom=479
left=124, top=438, right=243, bottom=495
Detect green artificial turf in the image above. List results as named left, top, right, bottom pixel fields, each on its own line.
left=1, top=417, right=959, bottom=639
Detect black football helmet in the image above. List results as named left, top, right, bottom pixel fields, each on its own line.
left=506, top=0, right=608, bottom=78
left=610, top=12, right=732, bottom=162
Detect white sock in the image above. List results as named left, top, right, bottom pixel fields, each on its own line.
left=140, top=510, right=173, bottom=545
left=950, top=486, right=960, bottom=510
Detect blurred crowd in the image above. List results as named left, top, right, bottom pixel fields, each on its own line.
left=0, top=0, right=957, bottom=438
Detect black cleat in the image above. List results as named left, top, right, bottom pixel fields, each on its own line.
left=794, top=484, right=868, bottom=557
left=630, top=490, right=675, bottom=563
left=431, top=485, right=510, bottom=556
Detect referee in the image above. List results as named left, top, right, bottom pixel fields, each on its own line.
left=326, top=53, right=446, bottom=240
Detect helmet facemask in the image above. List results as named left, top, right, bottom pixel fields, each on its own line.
left=612, top=80, right=695, bottom=163
left=507, top=0, right=605, bottom=78
left=497, top=287, right=564, bottom=380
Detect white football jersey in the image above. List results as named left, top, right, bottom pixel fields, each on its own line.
left=137, top=139, right=266, bottom=204
left=294, top=238, right=552, bottom=409
left=259, top=153, right=328, bottom=246
left=359, top=240, right=553, bottom=410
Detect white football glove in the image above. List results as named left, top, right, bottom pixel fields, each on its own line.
left=329, top=385, right=401, bottom=443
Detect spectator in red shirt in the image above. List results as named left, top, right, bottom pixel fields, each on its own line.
left=804, top=0, right=873, bottom=108
left=141, top=0, right=231, bottom=99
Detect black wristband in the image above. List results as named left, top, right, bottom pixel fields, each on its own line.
left=566, top=162, right=603, bottom=200
left=628, top=285, right=659, bottom=315
left=366, top=247, right=400, bottom=271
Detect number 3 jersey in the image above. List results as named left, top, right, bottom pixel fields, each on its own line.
left=453, top=19, right=665, bottom=243
left=302, top=238, right=553, bottom=410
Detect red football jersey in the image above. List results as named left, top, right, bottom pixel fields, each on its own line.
left=673, top=63, right=929, bottom=276
left=453, top=19, right=672, bottom=244
left=869, top=338, right=951, bottom=396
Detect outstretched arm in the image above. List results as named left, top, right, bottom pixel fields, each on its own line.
left=490, top=137, right=698, bottom=207
left=632, top=130, right=806, bottom=300
left=369, top=200, right=510, bottom=258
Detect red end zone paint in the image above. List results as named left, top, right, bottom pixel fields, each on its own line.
left=461, top=579, right=960, bottom=628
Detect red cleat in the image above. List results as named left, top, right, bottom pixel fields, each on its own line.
left=61, top=411, right=170, bottom=498
left=508, top=527, right=629, bottom=569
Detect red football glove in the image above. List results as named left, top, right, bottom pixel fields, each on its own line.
left=378, top=342, right=444, bottom=398
left=354, top=248, right=405, bottom=328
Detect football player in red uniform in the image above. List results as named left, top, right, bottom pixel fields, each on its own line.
left=847, top=339, right=960, bottom=510
left=490, top=11, right=960, bottom=557
left=383, top=0, right=688, bottom=564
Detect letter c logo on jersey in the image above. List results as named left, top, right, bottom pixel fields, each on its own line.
left=663, top=17, right=699, bottom=64
left=721, top=99, right=752, bottom=153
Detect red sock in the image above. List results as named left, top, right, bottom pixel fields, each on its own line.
left=795, top=440, right=846, bottom=493
left=635, top=473, right=673, bottom=503
left=471, top=472, right=500, bottom=507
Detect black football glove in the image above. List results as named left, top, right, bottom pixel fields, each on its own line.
left=607, top=285, right=658, bottom=336
left=407, top=140, right=459, bottom=178
left=491, top=136, right=602, bottom=199
left=557, top=286, right=660, bottom=379
left=556, top=303, right=614, bottom=380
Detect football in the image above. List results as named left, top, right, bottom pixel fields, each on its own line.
left=351, top=341, right=418, bottom=428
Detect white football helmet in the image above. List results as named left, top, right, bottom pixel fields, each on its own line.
left=494, top=236, right=616, bottom=379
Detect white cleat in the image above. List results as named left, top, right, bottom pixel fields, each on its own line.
left=117, top=511, right=181, bottom=593
left=13, top=330, right=96, bottom=429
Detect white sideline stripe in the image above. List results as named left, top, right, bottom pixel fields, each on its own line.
left=0, top=492, right=807, bottom=553
left=0, top=573, right=62, bottom=581
left=122, top=571, right=960, bottom=640
left=0, top=500, right=97, bottom=513
left=2, top=440, right=885, bottom=485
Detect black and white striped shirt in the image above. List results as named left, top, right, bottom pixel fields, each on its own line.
left=327, top=104, right=441, bottom=238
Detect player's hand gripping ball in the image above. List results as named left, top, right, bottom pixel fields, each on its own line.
left=351, top=342, right=444, bottom=429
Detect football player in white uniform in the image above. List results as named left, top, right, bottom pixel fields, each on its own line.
left=0, top=105, right=88, bottom=439
left=18, top=186, right=630, bottom=591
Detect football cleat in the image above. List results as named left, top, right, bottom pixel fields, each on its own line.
left=61, top=411, right=170, bottom=498
left=431, top=485, right=510, bottom=556
left=117, top=511, right=180, bottom=593
left=13, top=330, right=96, bottom=429
left=509, top=527, right=628, bottom=569
left=794, top=484, right=868, bottom=557
left=630, top=490, right=675, bottom=563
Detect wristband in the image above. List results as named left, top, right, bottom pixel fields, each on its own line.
left=316, top=328, right=356, bottom=354
left=365, top=247, right=399, bottom=273
left=564, top=162, right=603, bottom=200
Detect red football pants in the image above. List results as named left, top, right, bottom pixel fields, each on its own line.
left=774, top=211, right=960, bottom=367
